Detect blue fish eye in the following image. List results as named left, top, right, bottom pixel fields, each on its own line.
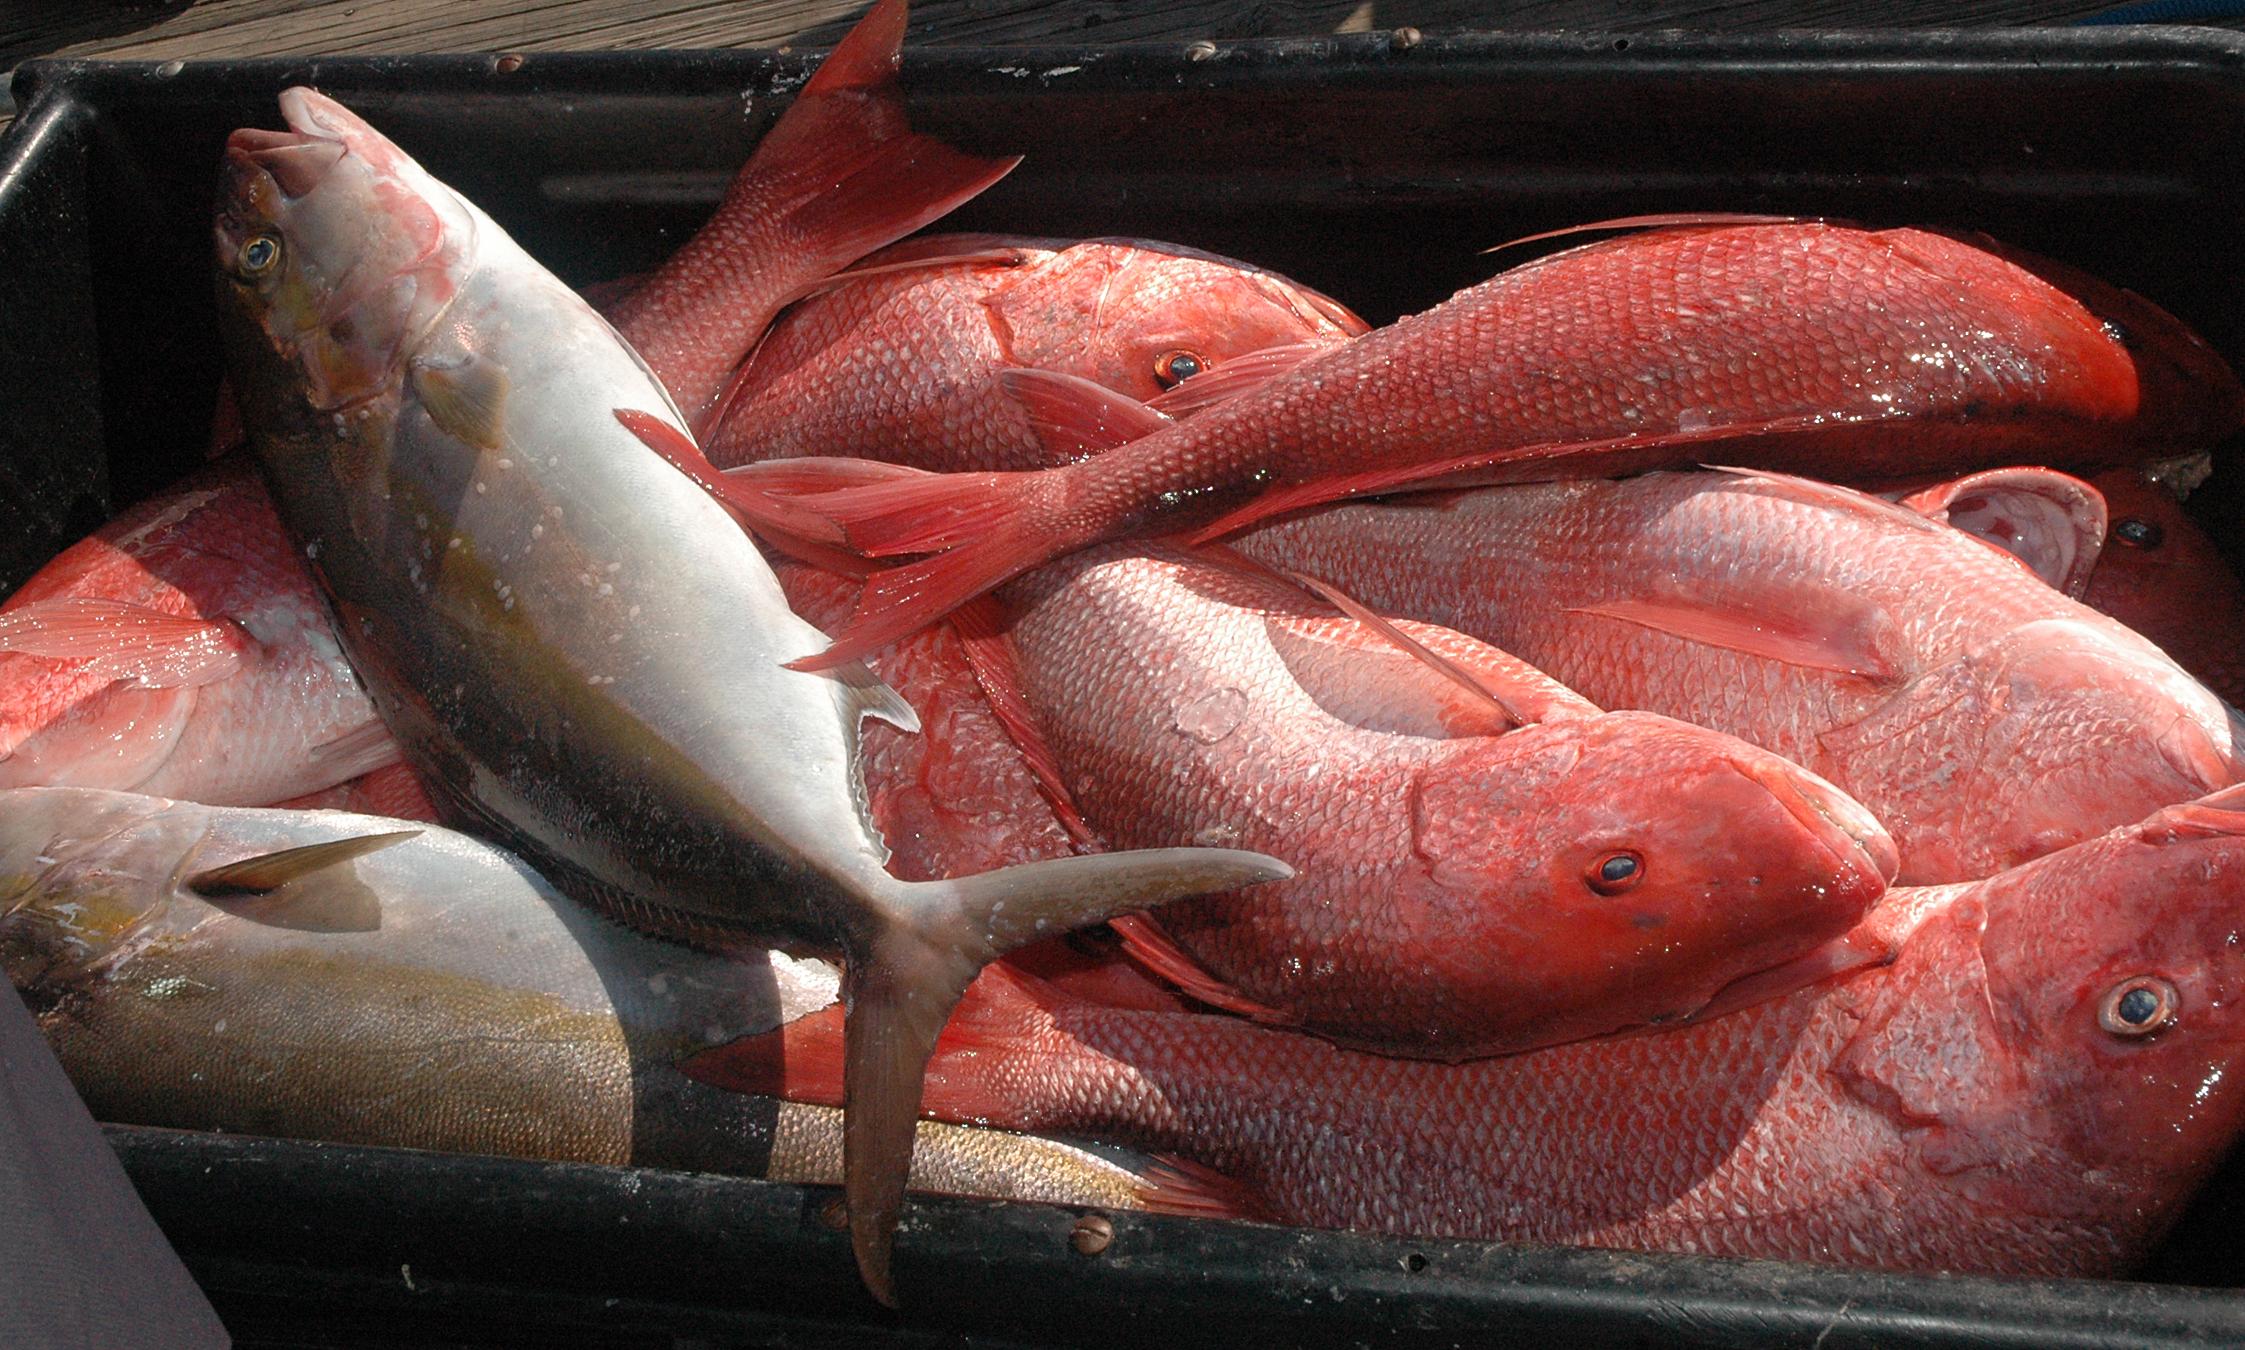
left=1154, top=350, right=1205, bottom=389
left=1587, top=850, right=1644, bottom=895
left=241, top=234, right=280, bottom=274
left=2113, top=517, right=2165, bottom=550
left=2098, top=976, right=2178, bottom=1037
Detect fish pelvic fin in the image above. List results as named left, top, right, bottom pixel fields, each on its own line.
left=842, top=845, right=1291, bottom=1304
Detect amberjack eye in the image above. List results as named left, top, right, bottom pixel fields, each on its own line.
left=239, top=234, right=282, bottom=276
left=1153, top=350, right=1205, bottom=389
left=2099, top=976, right=2179, bottom=1037
left=1586, top=850, right=1643, bottom=895
left=2112, top=517, right=2165, bottom=550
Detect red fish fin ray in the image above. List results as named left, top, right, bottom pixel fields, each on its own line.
left=949, top=595, right=1097, bottom=847
left=1702, top=464, right=1946, bottom=535
left=799, top=0, right=908, bottom=96
left=1268, top=560, right=1531, bottom=731
left=1109, top=913, right=1298, bottom=1024
left=0, top=598, right=243, bottom=687
left=800, top=467, right=1029, bottom=558
left=1146, top=341, right=1330, bottom=420
left=615, top=408, right=850, bottom=549
left=1001, top=367, right=1173, bottom=462
left=679, top=1003, right=845, bottom=1102
left=1482, top=212, right=1822, bottom=258
left=1132, top=1155, right=1275, bottom=1223
left=1570, top=592, right=1905, bottom=685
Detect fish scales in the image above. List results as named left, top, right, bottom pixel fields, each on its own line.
left=1236, top=471, right=2243, bottom=882
left=717, top=791, right=2245, bottom=1278
left=212, top=85, right=1286, bottom=1304
left=996, top=544, right=1894, bottom=1057
left=707, top=234, right=1363, bottom=470
left=747, top=220, right=2244, bottom=664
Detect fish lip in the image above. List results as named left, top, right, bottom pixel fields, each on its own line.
left=1728, top=755, right=1900, bottom=887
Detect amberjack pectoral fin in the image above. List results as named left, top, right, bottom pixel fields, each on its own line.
left=0, top=598, right=244, bottom=688
left=843, top=845, right=1291, bottom=1303
left=185, top=830, right=419, bottom=933
left=829, top=659, right=920, bottom=734
left=409, top=352, right=511, bottom=450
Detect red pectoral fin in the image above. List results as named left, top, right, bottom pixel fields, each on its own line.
left=0, top=598, right=245, bottom=688
left=1570, top=581, right=1908, bottom=686
left=1001, top=368, right=1174, bottom=462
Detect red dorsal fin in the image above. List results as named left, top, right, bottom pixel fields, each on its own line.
left=1107, top=913, right=1298, bottom=1025
left=0, top=598, right=244, bottom=688
left=1132, top=1155, right=1275, bottom=1223
left=1145, top=341, right=1332, bottom=420
left=1483, top=212, right=1819, bottom=258
left=1000, top=368, right=1174, bottom=462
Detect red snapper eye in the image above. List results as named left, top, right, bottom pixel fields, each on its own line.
left=1153, top=350, right=1206, bottom=389
left=2112, top=517, right=2165, bottom=550
left=1586, top=851, right=1644, bottom=895
left=2098, top=976, right=2179, bottom=1037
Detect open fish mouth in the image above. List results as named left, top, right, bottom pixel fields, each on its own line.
left=1729, top=754, right=1901, bottom=886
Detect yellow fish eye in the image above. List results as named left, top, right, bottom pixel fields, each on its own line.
left=240, top=233, right=282, bottom=276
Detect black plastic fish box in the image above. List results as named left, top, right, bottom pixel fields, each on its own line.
left=7, top=25, right=2245, bottom=1348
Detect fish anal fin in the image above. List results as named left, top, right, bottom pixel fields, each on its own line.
left=410, top=352, right=511, bottom=450
left=1109, top=913, right=1297, bottom=1024
left=1132, top=1154, right=1275, bottom=1223
left=830, top=660, right=920, bottom=734
left=1000, top=368, right=1172, bottom=462
left=186, top=830, right=419, bottom=933
left=0, top=598, right=246, bottom=688
left=1571, top=581, right=1907, bottom=686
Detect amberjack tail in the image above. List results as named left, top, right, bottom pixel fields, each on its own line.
left=840, top=846, right=1292, bottom=1304
left=607, top=0, right=1022, bottom=421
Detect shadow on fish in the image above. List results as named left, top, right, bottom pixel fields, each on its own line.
left=209, top=81, right=1287, bottom=1306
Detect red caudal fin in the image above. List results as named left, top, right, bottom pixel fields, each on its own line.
left=607, top=0, right=1022, bottom=419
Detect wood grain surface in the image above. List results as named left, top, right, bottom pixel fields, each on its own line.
left=5, top=1, right=2239, bottom=127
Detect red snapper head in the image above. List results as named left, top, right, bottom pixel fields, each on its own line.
left=1407, top=711, right=1895, bottom=1053
left=2083, top=467, right=2245, bottom=707
left=215, top=88, right=473, bottom=417
left=1838, top=786, right=2245, bottom=1269
left=988, top=238, right=1367, bottom=406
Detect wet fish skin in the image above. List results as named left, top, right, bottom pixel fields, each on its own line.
left=603, top=0, right=1018, bottom=424
left=706, top=233, right=1365, bottom=470
left=707, top=786, right=2245, bottom=1279
left=2080, top=467, right=2245, bottom=708
left=0, top=460, right=392, bottom=802
left=1235, top=470, right=2241, bottom=883
left=744, top=221, right=2245, bottom=664
left=0, top=787, right=1189, bottom=1213
left=212, top=86, right=1286, bottom=1303
left=996, top=544, right=1896, bottom=1057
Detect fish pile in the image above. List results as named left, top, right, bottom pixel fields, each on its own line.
left=5, top=0, right=2245, bottom=1308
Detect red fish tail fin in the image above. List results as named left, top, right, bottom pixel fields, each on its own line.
left=679, top=1002, right=847, bottom=1105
